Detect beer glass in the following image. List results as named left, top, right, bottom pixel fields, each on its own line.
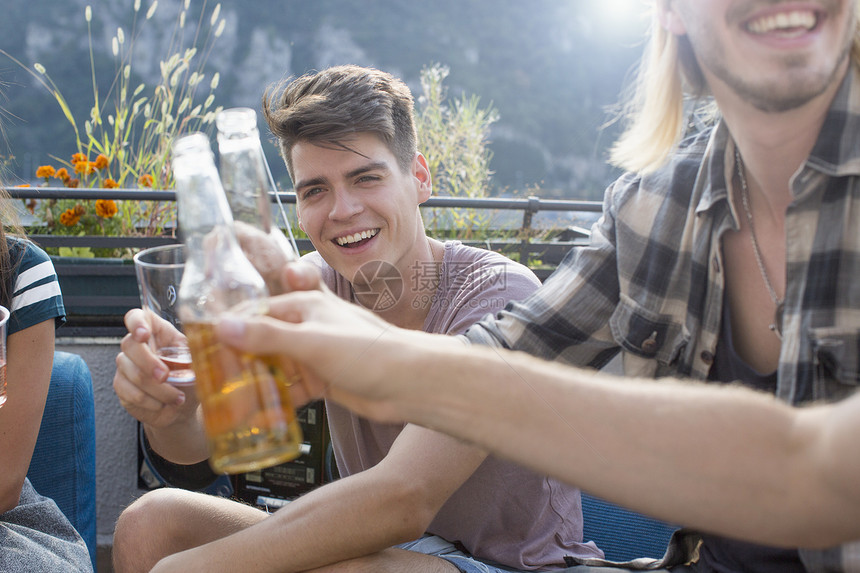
left=133, top=244, right=195, bottom=386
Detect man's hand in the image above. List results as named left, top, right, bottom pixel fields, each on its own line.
left=113, top=308, right=196, bottom=427
left=227, top=288, right=392, bottom=410
left=215, top=288, right=411, bottom=420
left=234, top=221, right=296, bottom=295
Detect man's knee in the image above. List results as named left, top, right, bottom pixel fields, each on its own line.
left=113, top=488, right=267, bottom=572
left=113, top=488, right=201, bottom=573
left=116, top=488, right=192, bottom=539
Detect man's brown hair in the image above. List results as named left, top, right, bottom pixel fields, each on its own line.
left=262, top=65, right=418, bottom=179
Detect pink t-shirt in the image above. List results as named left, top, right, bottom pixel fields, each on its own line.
left=303, top=241, right=603, bottom=569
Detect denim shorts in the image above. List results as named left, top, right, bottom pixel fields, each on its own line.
left=395, top=534, right=528, bottom=573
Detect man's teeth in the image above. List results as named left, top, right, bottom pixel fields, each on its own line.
left=336, top=229, right=379, bottom=246
left=747, top=10, right=816, bottom=34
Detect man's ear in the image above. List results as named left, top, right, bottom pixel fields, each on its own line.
left=657, top=0, right=687, bottom=35
left=413, top=152, right=433, bottom=204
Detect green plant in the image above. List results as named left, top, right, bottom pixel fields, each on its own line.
left=415, top=63, right=499, bottom=238
left=3, top=0, right=226, bottom=258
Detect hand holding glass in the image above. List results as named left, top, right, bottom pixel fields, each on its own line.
left=133, top=245, right=195, bottom=386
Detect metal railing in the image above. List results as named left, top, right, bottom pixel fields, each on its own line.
left=7, top=185, right=601, bottom=260
left=5, top=186, right=601, bottom=335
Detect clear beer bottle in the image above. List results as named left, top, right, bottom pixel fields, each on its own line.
left=216, top=107, right=297, bottom=295
left=172, top=132, right=303, bottom=474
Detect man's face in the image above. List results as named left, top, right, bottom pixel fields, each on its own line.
left=664, top=0, right=857, bottom=112
left=292, top=133, right=431, bottom=284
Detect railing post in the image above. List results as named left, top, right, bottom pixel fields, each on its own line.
left=519, top=195, right=540, bottom=267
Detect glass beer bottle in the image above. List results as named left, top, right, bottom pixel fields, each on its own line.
left=216, top=108, right=297, bottom=295
left=215, top=108, right=274, bottom=230
left=171, top=132, right=303, bottom=474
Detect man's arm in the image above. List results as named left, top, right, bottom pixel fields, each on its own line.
left=406, top=347, right=860, bottom=550
left=152, top=422, right=487, bottom=572
left=215, top=294, right=860, bottom=549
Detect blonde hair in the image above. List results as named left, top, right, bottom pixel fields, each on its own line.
left=610, top=1, right=860, bottom=174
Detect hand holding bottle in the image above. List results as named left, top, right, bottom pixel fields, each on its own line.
left=233, top=221, right=294, bottom=296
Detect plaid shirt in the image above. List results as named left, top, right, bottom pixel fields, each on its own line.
left=465, top=68, right=860, bottom=571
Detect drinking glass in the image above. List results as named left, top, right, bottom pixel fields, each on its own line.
left=133, top=245, right=195, bottom=386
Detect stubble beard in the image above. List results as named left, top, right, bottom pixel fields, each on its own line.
left=708, top=43, right=853, bottom=113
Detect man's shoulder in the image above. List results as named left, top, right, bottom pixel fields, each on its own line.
left=443, top=241, right=540, bottom=288
left=609, top=125, right=717, bottom=208
left=440, top=241, right=540, bottom=306
left=424, top=242, right=538, bottom=336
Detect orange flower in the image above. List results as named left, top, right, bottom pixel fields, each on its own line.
left=95, top=199, right=118, bottom=218
left=73, top=204, right=86, bottom=216
left=36, top=165, right=56, bottom=179
left=25, top=199, right=37, bottom=213
left=71, top=153, right=87, bottom=164
left=74, top=161, right=95, bottom=175
left=138, top=174, right=154, bottom=188
left=94, top=154, right=110, bottom=170
left=55, top=168, right=70, bottom=182
left=66, top=178, right=80, bottom=188
left=59, top=208, right=82, bottom=226
left=103, top=178, right=119, bottom=189
left=17, top=184, right=32, bottom=188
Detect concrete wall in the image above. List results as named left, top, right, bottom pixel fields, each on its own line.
left=56, top=337, right=141, bottom=550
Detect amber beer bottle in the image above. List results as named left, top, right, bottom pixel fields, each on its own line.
left=171, top=132, right=303, bottom=474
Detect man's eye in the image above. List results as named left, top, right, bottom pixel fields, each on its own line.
left=302, top=187, right=323, bottom=199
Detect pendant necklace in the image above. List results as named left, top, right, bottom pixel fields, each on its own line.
left=734, top=147, right=784, bottom=340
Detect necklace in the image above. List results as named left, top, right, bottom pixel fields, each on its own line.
left=734, top=147, right=784, bottom=340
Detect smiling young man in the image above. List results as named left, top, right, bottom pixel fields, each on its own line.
left=205, top=2, right=860, bottom=573
left=111, top=65, right=604, bottom=573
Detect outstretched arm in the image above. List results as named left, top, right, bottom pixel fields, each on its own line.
left=215, top=291, right=860, bottom=549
